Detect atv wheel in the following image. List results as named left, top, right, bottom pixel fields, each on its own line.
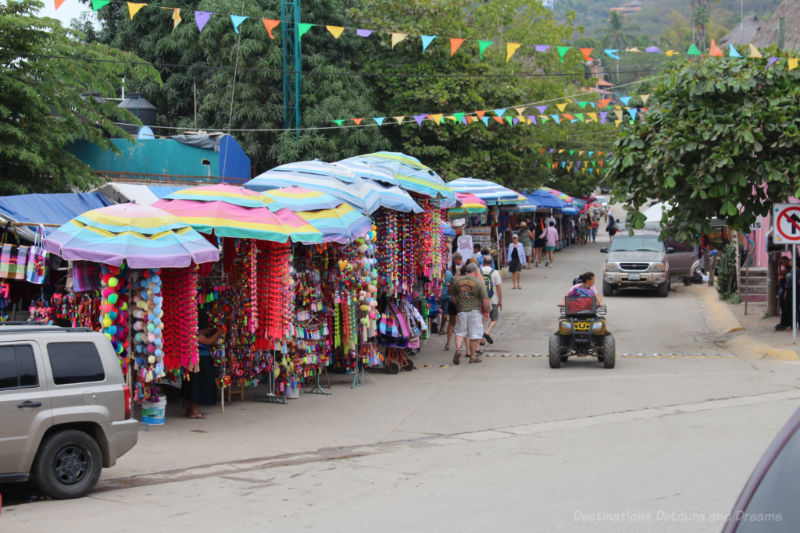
left=602, top=335, right=616, bottom=369
left=549, top=334, right=562, bottom=368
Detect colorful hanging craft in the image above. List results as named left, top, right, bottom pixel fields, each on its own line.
left=131, top=268, right=164, bottom=402
left=100, top=263, right=130, bottom=373
left=161, top=267, right=199, bottom=375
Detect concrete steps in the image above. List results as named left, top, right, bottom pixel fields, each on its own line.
left=739, top=267, right=767, bottom=303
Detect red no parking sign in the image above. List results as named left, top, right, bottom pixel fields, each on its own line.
left=773, top=203, right=800, bottom=244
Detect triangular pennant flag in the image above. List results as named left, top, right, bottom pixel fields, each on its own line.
left=599, top=111, right=607, bottom=124
left=536, top=105, right=547, bottom=114
left=627, top=108, right=638, bottom=120
left=767, top=57, right=780, bottom=68
left=506, top=42, right=522, bottom=62
left=92, top=0, right=110, bottom=10
left=413, top=114, right=427, bottom=126
left=569, top=150, right=575, bottom=156
left=561, top=161, right=566, bottom=168
left=450, top=38, right=466, bottom=57
left=263, top=19, right=280, bottom=39
left=514, top=107, right=526, bottom=116
left=589, top=102, right=596, bottom=108
left=194, top=11, right=212, bottom=33
left=550, top=114, right=560, bottom=124
left=476, top=110, right=486, bottom=120
left=445, top=115, right=456, bottom=123
left=492, top=116, right=504, bottom=124
left=421, top=35, right=437, bottom=52
left=493, top=108, right=507, bottom=117
left=356, top=29, right=373, bottom=37
left=557, top=46, right=570, bottom=62
left=587, top=112, right=597, bottom=122
left=373, top=117, right=386, bottom=126
left=614, top=110, right=623, bottom=121
left=481, top=117, right=490, bottom=127
left=503, top=116, right=513, bottom=125
left=555, top=103, right=567, bottom=112
left=686, top=43, right=701, bottom=55
left=465, top=116, right=474, bottom=124
left=334, top=120, right=345, bottom=126
left=512, top=117, right=519, bottom=125
left=576, top=101, right=588, bottom=109
left=625, top=47, right=641, bottom=52
left=619, top=96, right=631, bottom=105
left=563, top=113, right=575, bottom=121
left=453, top=112, right=465, bottom=124
left=665, top=50, right=680, bottom=57
left=748, top=44, right=762, bottom=58
left=789, top=58, right=799, bottom=71
left=575, top=113, right=584, bottom=122
left=127, top=2, right=146, bottom=19
left=709, top=40, right=723, bottom=57
left=478, top=40, right=493, bottom=59
left=171, top=8, right=182, bottom=29
left=428, top=114, right=444, bottom=125
left=579, top=47, right=594, bottom=61
left=393, top=116, right=405, bottom=125
left=540, top=115, right=549, bottom=123
left=598, top=98, right=611, bottom=109
left=55, top=0, right=67, bottom=9
left=552, top=162, right=558, bottom=169
left=391, top=33, right=407, bottom=48
left=527, top=115, right=537, bottom=125
left=604, top=49, right=620, bottom=60
left=589, top=168, right=594, bottom=174
left=231, top=15, right=248, bottom=33
left=326, top=26, right=345, bottom=38
left=639, top=94, right=650, bottom=104
left=352, top=118, right=364, bottom=125
left=298, top=23, right=314, bottom=38
left=588, top=151, right=594, bottom=157
left=535, top=44, right=550, bottom=53
left=646, top=46, right=661, bottom=53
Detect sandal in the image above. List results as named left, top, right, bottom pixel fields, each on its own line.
left=483, top=333, right=494, bottom=344
left=469, top=358, right=483, bottom=364
left=453, top=350, right=462, bottom=365
left=184, top=413, right=206, bottom=419
left=444, top=344, right=450, bottom=351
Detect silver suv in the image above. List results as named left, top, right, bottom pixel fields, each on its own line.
left=0, top=324, right=138, bottom=498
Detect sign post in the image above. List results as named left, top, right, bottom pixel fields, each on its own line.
left=773, top=203, right=800, bottom=343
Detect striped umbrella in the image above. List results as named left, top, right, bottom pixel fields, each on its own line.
left=260, top=186, right=343, bottom=211
left=245, top=171, right=381, bottom=214
left=447, top=177, right=526, bottom=206
left=449, top=192, right=488, bottom=214
left=539, top=186, right=575, bottom=203
left=358, top=180, right=423, bottom=213
left=162, top=183, right=283, bottom=209
left=296, top=203, right=373, bottom=244
left=43, top=203, right=219, bottom=268
left=267, top=160, right=358, bottom=183
left=345, top=152, right=454, bottom=199
left=335, top=158, right=398, bottom=186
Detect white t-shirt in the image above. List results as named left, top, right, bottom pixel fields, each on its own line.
left=481, top=265, right=503, bottom=305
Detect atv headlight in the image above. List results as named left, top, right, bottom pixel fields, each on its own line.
left=592, top=321, right=605, bottom=331
left=649, top=262, right=666, bottom=272
left=605, top=262, right=620, bottom=272
left=559, top=320, right=572, bottom=334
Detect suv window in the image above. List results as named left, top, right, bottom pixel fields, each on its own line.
left=609, top=236, right=664, bottom=252
left=0, top=344, right=38, bottom=390
left=665, top=238, right=695, bottom=253
left=47, top=342, right=105, bottom=385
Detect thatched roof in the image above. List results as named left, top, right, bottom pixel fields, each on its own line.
left=751, top=0, right=800, bottom=51
left=718, top=14, right=763, bottom=46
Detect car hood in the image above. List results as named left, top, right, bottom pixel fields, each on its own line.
left=608, top=251, right=665, bottom=262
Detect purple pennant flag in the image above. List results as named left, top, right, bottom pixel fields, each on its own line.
left=513, top=117, right=519, bottom=125
left=413, top=113, right=427, bottom=126
left=767, top=57, right=780, bottom=68
left=576, top=161, right=581, bottom=168
left=645, top=46, right=660, bottom=53
left=534, top=161, right=538, bottom=167
left=195, top=11, right=213, bottom=33
left=534, top=44, right=550, bottom=53
left=549, top=148, right=555, bottom=153
left=527, top=115, right=537, bottom=125
left=356, top=29, right=373, bottom=37
left=599, top=111, right=607, bottom=124
left=536, top=105, right=548, bottom=114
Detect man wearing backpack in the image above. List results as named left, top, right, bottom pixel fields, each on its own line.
left=480, top=249, right=503, bottom=346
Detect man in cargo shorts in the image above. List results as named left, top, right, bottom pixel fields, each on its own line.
left=449, top=262, right=490, bottom=365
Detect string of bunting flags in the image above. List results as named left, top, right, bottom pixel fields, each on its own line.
left=66, top=1, right=800, bottom=68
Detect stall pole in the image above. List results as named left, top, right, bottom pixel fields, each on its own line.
left=307, top=367, right=331, bottom=395
left=351, top=359, right=370, bottom=388
left=254, top=351, right=286, bottom=404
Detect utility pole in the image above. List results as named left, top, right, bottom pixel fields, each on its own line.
left=281, top=0, right=302, bottom=138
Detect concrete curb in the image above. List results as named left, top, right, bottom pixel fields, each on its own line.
left=700, top=286, right=800, bottom=361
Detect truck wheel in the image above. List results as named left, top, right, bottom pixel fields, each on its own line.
left=657, top=280, right=669, bottom=297
left=549, top=334, right=562, bottom=368
left=602, top=335, right=616, bottom=369
left=32, top=429, right=102, bottom=499
left=602, top=280, right=614, bottom=297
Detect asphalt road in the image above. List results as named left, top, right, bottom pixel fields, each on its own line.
left=3, top=237, right=800, bottom=533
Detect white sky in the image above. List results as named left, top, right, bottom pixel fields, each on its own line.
left=36, top=0, right=94, bottom=27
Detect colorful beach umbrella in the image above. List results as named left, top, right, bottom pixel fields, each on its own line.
left=539, top=186, right=575, bottom=203
left=334, top=158, right=398, bottom=186
left=524, top=189, right=566, bottom=210
left=43, top=203, right=219, bottom=268
left=447, top=177, right=526, bottom=206
left=296, top=203, right=373, bottom=244
left=260, top=186, right=343, bottom=212
left=245, top=171, right=381, bottom=214
left=345, top=152, right=454, bottom=199
left=449, top=192, right=488, bottom=214
left=162, top=183, right=283, bottom=209
left=267, top=160, right=358, bottom=183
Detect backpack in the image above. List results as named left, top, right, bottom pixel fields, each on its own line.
left=482, top=269, right=495, bottom=299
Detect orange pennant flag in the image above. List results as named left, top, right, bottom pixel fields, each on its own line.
left=709, top=39, right=723, bottom=57
left=579, top=47, right=594, bottom=61
left=562, top=113, right=575, bottom=120
left=465, top=116, right=473, bottom=124
left=598, top=98, right=612, bottom=109
left=55, top=0, right=67, bottom=8
left=450, top=38, right=466, bottom=57
left=352, top=118, right=363, bottom=125
left=171, top=8, right=181, bottom=29
left=476, top=110, right=486, bottom=119
left=127, top=2, right=146, bottom=19
left=263, top=19, right=280, bottom=39
left=492, top=116, right=504, bottom=124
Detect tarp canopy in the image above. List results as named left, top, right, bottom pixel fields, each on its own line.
left=98, top=183, right=190, bottom=206
left=0, top=192, right=112, bottom=240
left=524, top=189, right=565, bottom=210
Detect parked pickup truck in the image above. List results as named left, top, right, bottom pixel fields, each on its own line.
left=0, top=324, right=138, bottom=499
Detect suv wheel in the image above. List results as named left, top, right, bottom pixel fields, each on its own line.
left=602, top=280, right=614, bottom=297
left=32, top=429, right=102, bottom=499
left=657, top=280, right=669, bottom=297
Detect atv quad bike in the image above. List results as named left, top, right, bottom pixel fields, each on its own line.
left=549, top=298, right=615, bottom=369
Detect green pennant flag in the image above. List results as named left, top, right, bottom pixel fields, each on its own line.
left=505, top=116, right=514, bottom=125
left=575, top=113, right=584, bottom=122
left=478, top=40, right=494, bottom=59
left=557, top=46, right=571, bottom=62
left=687, top=43, right=701, bottom=55
left=333, top=120, right=345, bottom=126
left=298, top=23, right=314, bottom=38
left=569, top=149, right=575, bottom=156
left=577, top=101, right=588, bottom=109
left=453, top=112, right=465, bottom=124
left=92, top=0, right=110, bottom=10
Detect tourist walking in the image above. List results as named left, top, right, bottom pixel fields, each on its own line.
left=539, top=221, right=559, bottom=267
left=480, top=250, right=503, bottom=346
left=517, top=221, right=534, bottom=269
left=449, top=262, right=490, bottom=364
left=606, top=217, right=618, bottom=241
left=506, top=234, right=526, bottom=289
left=591, top=216, right=599, bottom=243
left=442, top=252, right=463, bottom=350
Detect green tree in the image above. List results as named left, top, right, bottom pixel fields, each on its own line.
left=607, top=52, right=800, bottom=241
left=0, top=1, right=159, bottom=194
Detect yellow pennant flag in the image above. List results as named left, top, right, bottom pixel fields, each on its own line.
left=625, top=47, right=641, bottom=52
left=615, top=120, right=622, bottom=127
left=392, top=116, right=405, bottom=125
left=748, top=44, right=762, bottom=58
left=326, top=26, right=344, bottom=39
left=506, top=42, right=522, bottom=62
left=391, top=33, right=408, bottom=49
left=639, top=94, right=650, bottom=104
left=587, top=112, right=597, bottom=122
left=514, top=106, right=526, bottom=116
left=614, top=110, right=623, bottom=121
left=555, top=103, right=567, bottom=112
left=665, top=50, right=679, bottom=57
left=127, top=2, right=146, bottom=19
left=428, top=113, right=444, bottom=125
left=789, top=58, right=799, bottom=71
left=171, top=8, right=181, bottom=29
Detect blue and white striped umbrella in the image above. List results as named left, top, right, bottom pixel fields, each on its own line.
left=344, top=152, right=454, bottom=199
left=335, top=158, right=398, bottom=186
left=268, top=160, right=358, bottom=183
left=360, top=180, right=423, bottom=213
left=447, top=177, right=526, bottom=206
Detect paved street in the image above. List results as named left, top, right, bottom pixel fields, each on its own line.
left=4, top=236, right=800, bottom=533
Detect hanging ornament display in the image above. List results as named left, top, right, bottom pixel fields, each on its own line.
left=198, top=278, right=231, bottom=388
left=228, top=241, right=260, bottom=387
left=162, top=267, right=199, bottom=375
left=131, top=268, right=164, bottom=402
left=100, top=263, right=130, bottom=373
